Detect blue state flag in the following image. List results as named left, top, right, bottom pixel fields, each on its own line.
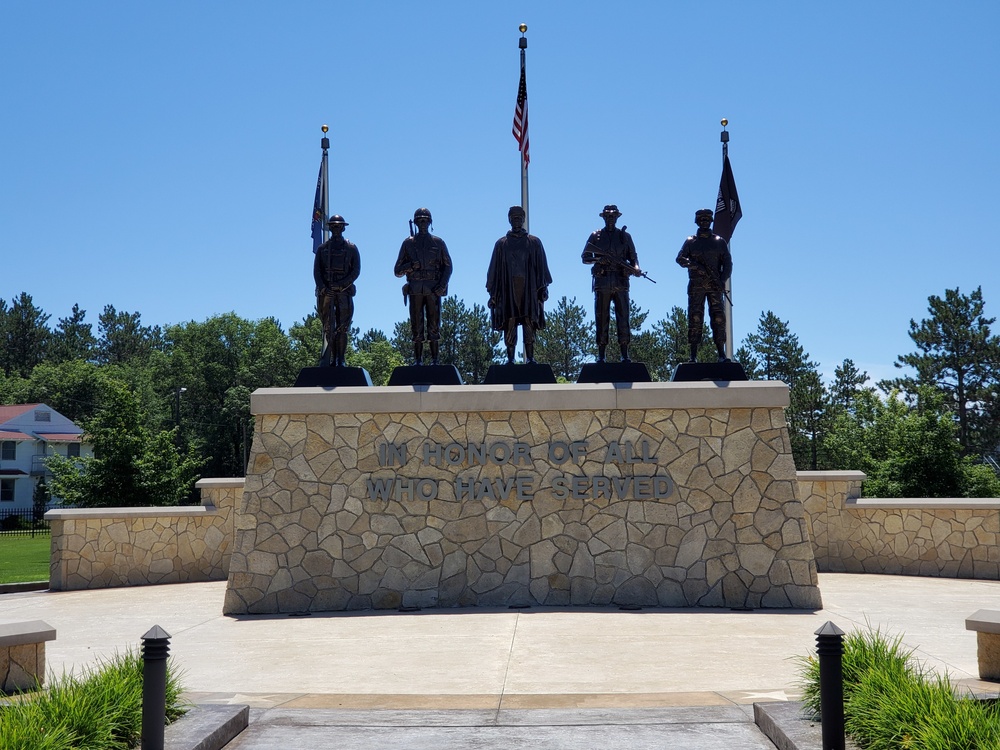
left=310, top=158, right=327, bottom=253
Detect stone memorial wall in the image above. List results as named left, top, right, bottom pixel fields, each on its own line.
left=224, top=382, right=823, bottom=614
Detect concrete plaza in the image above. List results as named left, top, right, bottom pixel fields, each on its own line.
left=2, top=572, right=998, bottom=748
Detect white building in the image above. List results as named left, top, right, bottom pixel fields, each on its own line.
left=0, top=404, right=92, bottom=512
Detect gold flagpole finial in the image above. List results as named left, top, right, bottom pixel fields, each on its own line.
left=519, top=23, right=527, bottom=34
left=321, top=124, right=329, bottom=133
left=720, top=118, right=728, bottom=129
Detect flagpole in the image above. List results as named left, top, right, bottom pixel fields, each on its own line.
left=319, top=125, right=331, bottom=365
left=721, top=118, right=733, bottom=361
left=518, top=24, right=529, bottom=233
left=321, top=125, right=330, bottom=243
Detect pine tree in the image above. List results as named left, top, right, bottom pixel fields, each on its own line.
left=791, top=370, right=832, bottom=470
left=0, top=293, right=51, bottom=377
left=882, top=286, right=1000, bottom=455
left=741, top=311, right=823, bottom=469
left=51, top=303, right=97, bottom=363
left=455, top=303, right=501, bottom=383
left=390, top=319, right=415, bottom=366
left=534, top=296, right=593, bottom=381
left=830, top=358, right=870, bottom=412
left=96, top=305, right=161, bottom=365
left=650, top=306, right=716, bottom=379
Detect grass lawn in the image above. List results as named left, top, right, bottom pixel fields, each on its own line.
left=0, top=534, right=50, bottom=583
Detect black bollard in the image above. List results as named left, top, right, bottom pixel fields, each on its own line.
left=814, top=621, right=846, bottom=750
left=141, top=625, right=171, bottom=750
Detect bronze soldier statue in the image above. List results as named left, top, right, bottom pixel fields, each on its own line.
left=314, top=214, right=361, bottom=367
left=394, top=208, right=453, bottom=365
left=582, top=204, right=642, bottom=363
left=487, top=205, right=552, bottom=364
left=676, top=208, right=733, bottom=362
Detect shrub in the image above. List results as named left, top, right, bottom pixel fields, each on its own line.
left=0, top=650, right=185, bottom=749
left=798, top=626, right=1000, bottom=749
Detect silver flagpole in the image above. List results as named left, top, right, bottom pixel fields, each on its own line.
left=319, top=125, right=331, bottom=365
left=321, top=124, right=330, bottom=242
left=721, top=119, right=733, bottom=361
left=518, top=24, right=529, bottom=232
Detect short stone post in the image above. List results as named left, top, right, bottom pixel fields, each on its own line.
left=815, top=621, right=846, bottom=750
left=141, top=625, right=171, bottom=750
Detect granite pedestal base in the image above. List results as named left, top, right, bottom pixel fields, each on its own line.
left=388, top=365, right=463, bottom=386
left=577, top=362, right=652, bottom=383
left=294, top=367, right=373, bottom=387
left=483, top=363, right=557, bottom=385
left=671, top=362, right=748, bottom=382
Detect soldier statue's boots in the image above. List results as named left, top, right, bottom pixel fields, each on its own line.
left=430, top=341, right=440, bottom=365
left=414, top=342, right=424, bottom=366
left=716, top=343, right=729, bottom=363
left=597, top=345, right=606, bottom=363
left=333, top=333, right=349, bottom=367
left=689, top=343, right=699, bottom=363
left=525, top=342, right=536, bottom=364
left=620, top=345, right=631, bottom=364
left=506, top=345, right=516, bottom=364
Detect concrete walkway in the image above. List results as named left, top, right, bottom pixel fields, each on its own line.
left=2, top=573, right=999, bottom=747
left=220, top=706, right=780, bottom=749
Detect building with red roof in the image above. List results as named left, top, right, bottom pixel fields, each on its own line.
left=0, top=404, right=91, bottom=511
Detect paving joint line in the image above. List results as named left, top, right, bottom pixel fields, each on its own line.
left=495, top=611, right=523, bottom=722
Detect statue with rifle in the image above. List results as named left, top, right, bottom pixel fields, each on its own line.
left=394, top=208, right=452, bottom=365
left=676, top=208, right=733, bottom=363
left=582, top=204, right=648, bottom=363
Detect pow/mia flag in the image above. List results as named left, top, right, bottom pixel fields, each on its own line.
left=713, top=154, right=742, bottom=243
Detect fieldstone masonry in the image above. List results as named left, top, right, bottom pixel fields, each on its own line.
left=46, top=478, right=238, bottom=591
left=224, top=382, right=823, bottom=613
left=800, top=471, right=1000, bottom=578
left=0, top=620, right=56, bottom=693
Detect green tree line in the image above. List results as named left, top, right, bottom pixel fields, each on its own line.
left=1, top=286, right=997, bottom=504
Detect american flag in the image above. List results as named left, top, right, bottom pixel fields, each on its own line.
left=512, top=59, right=529, bottom=167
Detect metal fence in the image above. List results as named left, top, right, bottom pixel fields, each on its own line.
left=0, top=508, right=51, bottom=536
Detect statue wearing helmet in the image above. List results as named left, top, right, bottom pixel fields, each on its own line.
left=676, top=209, right=732, bottom=363
left=393, top=208, right=453, bottom=365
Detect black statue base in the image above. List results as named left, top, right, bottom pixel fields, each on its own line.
left=294, top=366, right=373, bottom=387
left=483, top=363, right=557, bottom=385
left=388, top=365, right=463, bottom=386
left=671, top=361, right=748, bottom=382
left=577, top=362, right=652, bottom=384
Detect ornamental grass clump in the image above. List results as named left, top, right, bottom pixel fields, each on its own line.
left=0, top=649, right=185, bottom=750
left=798, top=625, right=1000, bottom=749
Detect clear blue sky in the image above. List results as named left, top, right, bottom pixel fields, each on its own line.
left=3, top=1, right=998, bottom=384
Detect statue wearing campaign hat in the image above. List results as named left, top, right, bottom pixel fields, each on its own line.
left=582, top=204, right=642, bottom=363
left=314, top=214, right=361, bottom=367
